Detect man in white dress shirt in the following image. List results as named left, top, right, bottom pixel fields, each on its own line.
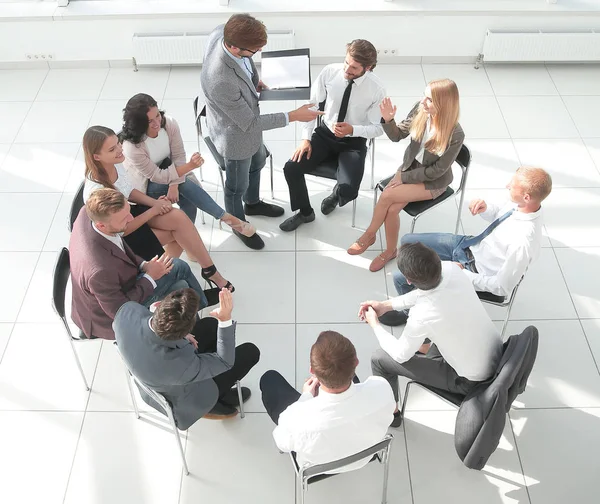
left=379, top=166, right=553, bottom=326
left=259, top=331, right=395, bottom=472
left=279, top=39, right=386, bottom=231
left=361, top=242, right=502, bottom=427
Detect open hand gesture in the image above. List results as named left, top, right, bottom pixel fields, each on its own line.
left=380, top=97, right=397, bottom=123
left=209, top=288, right=234, bottom=322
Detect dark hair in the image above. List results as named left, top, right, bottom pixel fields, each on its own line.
left=152, top=289, right=200, bottom=341
left=310, top=331, right=357, bottom=389
left=224, top=13, right=268, bottom=49
left=83, top=125, right=117, bottom=190
left=397, top=242, right=442, bottom=291
left=120, top=93, right=166, bottom=145
left=346, top=39, right=378, bottom=71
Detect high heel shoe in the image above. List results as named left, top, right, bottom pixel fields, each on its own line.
left=220, top=218, right=256, bottom=237
left=201, top=265, right=235, bottom=293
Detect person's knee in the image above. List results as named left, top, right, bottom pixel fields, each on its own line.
left=260, top=369, right=281, bottom=391
left=283, top=160, right=299, bottom=178
left=337, top=183, right=359, bottom=202
left=371, top=349, right=389, bottom=375
left=400, top=233, right=419, bottom=245
left=239, top=342, right=260, bottom=366
left=171, top=258, right=191, bottom=276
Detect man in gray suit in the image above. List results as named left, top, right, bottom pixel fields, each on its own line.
left=201, top=13, right=323, bottom=249
left=114, top=288, right=260, bottom=425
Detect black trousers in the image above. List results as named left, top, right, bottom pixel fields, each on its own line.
left=125, top=204, right=165, bottom=261
left=192, top=317, right=260, bottom=399
left=283, top=126, right=368, bottom=212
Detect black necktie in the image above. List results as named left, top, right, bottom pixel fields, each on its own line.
left=337, top=79, right=354, bottom=123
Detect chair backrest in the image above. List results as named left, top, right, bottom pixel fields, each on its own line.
left=297, top=434, right=393, bottom=480
left=454, top=325, right=539, bottom=469
left=477, top=269, right=527, bottom=306
left=68, top=181, right=86, bottom=232
left=113, top=342, right=171, bottom=412
left=453, top=144, right=471, bottom=195
left=52, top=247, right=70, bottom=319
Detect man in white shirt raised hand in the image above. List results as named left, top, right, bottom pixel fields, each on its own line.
left=360, top=242, right=502, bottom=428
left=259, top=331, right=395, bottom=473
left=379, top=166, right=552, bottom=327
left=279, top=39, right=386, bottom=232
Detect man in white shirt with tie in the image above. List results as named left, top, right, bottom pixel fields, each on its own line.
left=260, top=330, right=395, bottom=472
left=379, top=166, right=553, bottom=326
left=279, top=39, right=386, bottom=231
left=361, top=242, right=502, bottom=427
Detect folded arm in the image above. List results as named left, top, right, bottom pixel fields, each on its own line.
left=123, top=141, right=187, bottom=186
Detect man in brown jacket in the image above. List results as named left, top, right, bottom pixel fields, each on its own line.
left=69, top=188, right=208, bottom=340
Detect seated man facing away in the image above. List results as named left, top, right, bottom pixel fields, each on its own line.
left=70, top=187, right=209, bottom=340
left=114, top=288, right=260, bottom=424
left=260, top=331, right=395, bottom=473
left=380, top=166, right=553, bottom=326
left=360, top=242, right=502, bottom=427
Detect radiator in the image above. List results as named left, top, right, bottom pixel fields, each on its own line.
left=132, top=31, right=295, bottom=66
left=482, top=30, right=600, bottom=62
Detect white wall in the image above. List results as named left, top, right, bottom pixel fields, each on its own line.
left=2, top=9, right=600, bottom=64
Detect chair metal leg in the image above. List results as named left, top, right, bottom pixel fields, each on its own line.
left=399, top=381, right=414, bottom=420
left=124, top=370, right=141, bottom=419
left=351, top=198, right=357, bottom=228
left=166, top=406, right=190, bottom=475
left=373, top=187, right=379, bottom=211
left=455, top=191, right=466, bottom=235
left=270, top=154, right=274, bottom=200
left=381, top=446, right=392, bottom=504
left=62, top=319, right=90, bottom=391
left=370, top=140, right=376, bottom=189
left=300, top=478, right=307, bottom=504
left=500, top=298, right=516, bottom=338
left=236, top=380, right=245, bottom=419
left=409, top=216, right=417, bottom=233
left=201, top=211, right=206, bottom=225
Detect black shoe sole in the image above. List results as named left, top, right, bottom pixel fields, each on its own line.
left=244, top=203, right=285, bottom=217
left=203, top=287, right=220, bottom=307
left=321, top=197, right=338, bottom=216
left=233, top=230, right=265, bottom=250
left=279, top=212, right=315, bottom=232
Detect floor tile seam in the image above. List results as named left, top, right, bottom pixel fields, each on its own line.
left=545, top=65, right=585, bottom=141
left=8, top=68, right=49, bottom=143
left=506, top=411, right=533, bottom=503
left=160, top=66, right=173, bottom=106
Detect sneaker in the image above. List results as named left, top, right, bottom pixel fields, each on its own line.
left=279, top=211, right=316, bottom=232
left=378, top=310, right=408, bottom=327
left=390, top=410, right=403, bottom=428
left=244, top=200, right=285, bottom=217
left=320, top=193, right=339, bottom=215
left=233, top=230, right=265, bottom=250
left=204, top=402, right=238, bottom=420
left=220, top=386, right=251, bottom=407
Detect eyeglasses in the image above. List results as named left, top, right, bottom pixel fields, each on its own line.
left=239, top=47, right=260, bottom=55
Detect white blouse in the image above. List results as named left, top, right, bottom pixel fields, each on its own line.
left=83, top=163, right=135, bottom=202
left=415, top=117, right=434, bottom=164
left=144, top=129, right=171, bottom=165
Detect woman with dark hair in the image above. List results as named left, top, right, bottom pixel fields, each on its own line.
left=120, top=93, right=254, bottom=238
left=83, top=125, right=235, bottom=292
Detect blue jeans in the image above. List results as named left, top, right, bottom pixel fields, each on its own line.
left=146, top=176, right=225, bottom=224
left=392, top=233, right=472, bottom=296
left=223, top=144, right=267, bottom=220
left=142, top=258, right=207, bottom=309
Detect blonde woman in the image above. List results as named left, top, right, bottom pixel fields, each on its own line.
left=347, top=79, right=464, bottom=272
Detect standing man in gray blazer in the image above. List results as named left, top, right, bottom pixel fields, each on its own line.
left=114, top=288, right=260, bottom=426
left=201, top=13, right=323, bottom=250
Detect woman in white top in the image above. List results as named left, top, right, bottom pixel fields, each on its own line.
left=347, top=79, right=465, bottom=272
left=83, top=125, right=235, bottom=292
left=120, top=93, right=254, bottom=237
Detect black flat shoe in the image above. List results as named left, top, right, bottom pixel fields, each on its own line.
left=379, top=310, right=409, bottom=327
left=233, top=229, right=265, bottom=250
left=204, top=402, right=238, bottom=420
left=321, top=193, right=339, bottom=215
left=244, top=200, right=285, bottom=217
left=279, top=211, right=315, bottom=232
left=390, top=410, right=403, bottom=428
left=201, top=265, right=235, bottom=293
left=220, top=386, right=251, bottom=407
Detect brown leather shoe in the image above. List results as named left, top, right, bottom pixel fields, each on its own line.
left=369, top=249, right=398, bottom=272
left=347, top=233, right=376, bottom=255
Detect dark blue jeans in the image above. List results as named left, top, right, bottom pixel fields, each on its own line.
left=392, top=233, right=473, bottom=295
left=141, top=258, right=207, bottom=309
left=223, top=144, right=267, bottom=221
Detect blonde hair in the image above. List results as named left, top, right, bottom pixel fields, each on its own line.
left=409, top=79, right=460, bottom=156
left=85, top=188, right=126, bottom=223
left=516, top=166, right=553, bottom=202
left=83, top=126, right=117, bottom=190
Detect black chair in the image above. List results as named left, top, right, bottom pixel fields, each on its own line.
left=68, top=181, right=85, bottom=232
left=374, top=144, right=471, bottom=234
left=193, top=96, right=275, bottom=200
left=51, top=247, right=99, bottom=391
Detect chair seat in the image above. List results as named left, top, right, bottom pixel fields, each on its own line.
left=307, top=158, right=339, bottom=181
left=476, top=291, right=506, bottom=304
left=418, top=383, right=464, bottom=407
left=376, top=176, right=456, bottom=217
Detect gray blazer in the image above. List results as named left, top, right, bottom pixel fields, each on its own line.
left=454, top=326, right=539, bottom=470
left=200, top=25, right=287, bottom=160
left=113, top=302, right=236, bottom=430
left=383, top=103, right=465, bottom=191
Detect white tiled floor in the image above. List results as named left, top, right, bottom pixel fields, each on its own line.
left=0, top=63, right=599, bottom=504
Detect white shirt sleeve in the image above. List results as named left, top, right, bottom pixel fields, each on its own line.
left=478, top=202, right=502, bottom=223
left=372, top=319, right=427, bottom=363
left=301, top=68, right=328, bottom=141
left=390, top=290, right=419, bottom=312
left=463, top=242, right=530, bottom=297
